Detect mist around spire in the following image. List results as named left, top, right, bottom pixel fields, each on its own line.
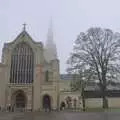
left=44, top=18, right=58, bottom=62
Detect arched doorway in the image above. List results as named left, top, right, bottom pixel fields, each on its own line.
left=16, top=92, right=26, bottom=108
left=12, top=90, right=27, bottom=109
left=43, top=95, right=51, bottom=110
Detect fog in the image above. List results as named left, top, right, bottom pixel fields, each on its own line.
left=0, top=0, right=120, bottom=73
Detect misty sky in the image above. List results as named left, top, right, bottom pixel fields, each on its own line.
left=0, top=0, right=120, bottom=73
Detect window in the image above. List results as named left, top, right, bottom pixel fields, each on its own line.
left=10, top=42, right=34, bottom=83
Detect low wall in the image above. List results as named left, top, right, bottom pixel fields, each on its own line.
left=60, top=91, right=120, bottom=108
left=86, top=98, right=120, bottom=108
left=108, top=97, right=120, bottom=108
left=86, top=98, right=102, bottom=108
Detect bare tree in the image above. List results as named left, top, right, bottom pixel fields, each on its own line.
left=69, top=69, right=93, bottom=111
left=67, top=27, right=120, bottom=109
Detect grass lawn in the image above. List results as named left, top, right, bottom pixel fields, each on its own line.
left=106, top=108, right=120, bottom=112
left=85, top=108, right=120, bottom=112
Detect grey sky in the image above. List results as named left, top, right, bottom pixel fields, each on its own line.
left=0, top=0, right=120, bottom=73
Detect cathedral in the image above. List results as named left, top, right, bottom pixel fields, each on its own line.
left=1, top=24, right=120, bottom=111
left=0, top=24, right=60, bottom=111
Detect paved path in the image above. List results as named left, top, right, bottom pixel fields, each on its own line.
left=0, top=111, right=120, bottom=120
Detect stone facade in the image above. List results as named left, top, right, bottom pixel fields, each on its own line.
left=0, top=29, right=60, bottom=111
left=1, top=27, right=120, bottom=112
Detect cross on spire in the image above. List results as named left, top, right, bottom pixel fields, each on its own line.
left=23, top=23, right=27, bottom=31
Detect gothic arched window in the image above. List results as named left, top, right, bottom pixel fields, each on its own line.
left=10, top=42, right=34, bottom=83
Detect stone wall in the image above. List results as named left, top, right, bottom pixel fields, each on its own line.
left=86, top=98, right=102, bottom=108
left=85, top=98, right=120, bottom=108
left=108, top=97, right=120, bottom=108
left=0, top=64, right=8, bottom=108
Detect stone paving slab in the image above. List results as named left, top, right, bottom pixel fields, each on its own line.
left=0, top=111, right=120, bottom=120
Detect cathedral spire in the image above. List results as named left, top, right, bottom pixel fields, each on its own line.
left=45, top=19, right=57, bottom=62
left=47, top=18, right=53, bottom=44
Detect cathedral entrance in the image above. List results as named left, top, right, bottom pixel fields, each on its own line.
left=43, top=95, right=51, bottom=111
left=15, top=92, right=26, bottom=108
left=12, top=90, right=27, bottom=111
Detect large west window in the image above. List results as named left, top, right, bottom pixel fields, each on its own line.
left=10, top=42, right=34, bottom=83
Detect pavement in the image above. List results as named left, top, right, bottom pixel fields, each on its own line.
left=0, top=111, right=120, bottom=120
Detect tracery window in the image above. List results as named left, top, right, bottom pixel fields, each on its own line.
left=10, top=42, right=34, bottom=83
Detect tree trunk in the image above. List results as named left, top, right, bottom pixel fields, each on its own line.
left=101, top=84, right=108, bottom=109
left=81, top=87, right=86, bottom=111
left=102, top=95, right=108, bottom=109
left=101, top=73, right=108, bottom=109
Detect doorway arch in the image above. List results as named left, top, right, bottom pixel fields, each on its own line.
left=12, top=90, right=27, bottom=109
left=42, top=94, right=51, bottom=109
